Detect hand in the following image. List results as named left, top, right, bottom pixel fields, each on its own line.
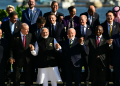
left=79, top=37, right=84, bottom=44
left=59, top=16, right=64, bottom=23
left=55, top=43, right=60, bottom=49
left=107, top=39, right=113, bottom=45
left=0, top=21, right=2, bottom=25
left=9, top=58, right=15, bottom=64
left=29, top=44, right=34, bottom=51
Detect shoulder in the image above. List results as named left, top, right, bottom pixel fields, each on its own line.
left=101, top=20, right=107, bottom=26
left=95, top=12, right=99, bottom=16
left=43, top=12, right=51, bottom=16
left=57, top=12, right=64, bottom=16
left=22, top=8, right=28, bottom=13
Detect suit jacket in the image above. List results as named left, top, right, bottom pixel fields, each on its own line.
left=1, top=20, right=22, bottom=43
left=80, top=12, right=100, bottom=32
left=21, top=8, right=42, bottom=26
left=101, top=20, right=119, bottom=38
left=43, top=11, right=64, bottom=26
left=63, top=15, right=79, bottom=29
left=62, top=37, right=85, bottom=68
left=111, top=34, right=120, bottom=66
left=46, top=22, right=65, bottom=43
left=84, top=35, right=112, bottom=68
left=11, top=32, right=35, bottom=66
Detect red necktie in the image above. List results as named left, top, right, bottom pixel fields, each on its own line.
left=97, top=36, right=100, bottom=47
left=23, top=36, right=25, bottom=48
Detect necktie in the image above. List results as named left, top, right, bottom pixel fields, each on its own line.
left=11, top=23, right=14, bottom=35
left=52, top=24, right=54, bottom=37
left=82, top=26, right=84, bottom=37
left=109, top=25, right=112, bottom=38
left=23, top=36, right=25, bottom=48
left=97, top=36, right=100, bottom=47
left=37, top=29, right=40, bottom=40
left=69, top=39, right=73, bottom=48
left=30, top=10, right=33, bottom=20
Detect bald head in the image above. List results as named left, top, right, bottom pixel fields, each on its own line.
left=80, top=15, right=87, bottom=26
left=21, top=23, right=29, bottom=35
left=88, top=5, right=95, bottom=16
left=67, top=28, right=76, bottom=39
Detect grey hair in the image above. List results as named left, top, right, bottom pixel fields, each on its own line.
left=41, top=27, right=49, bottom=33
left=67, top=28, right=76, bottom=33
left=80, top=15, right=87, bottom=19
left=20, top=23, right=29, bottom=29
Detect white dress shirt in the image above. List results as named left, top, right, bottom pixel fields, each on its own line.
left=51, top=11, right=57, bottom=15
left=28, top=8, right=34, bottom=17
left=107, top=22, right=113, bottom=36
left=80, top=24, right=87, bottom=35
left=96, top=34, right=102, bottom=43
left=31, top=38, right=61, bottom=56
left=88, top=13, right=92, bottom=25
left=9, top=21, right=15, bottom=34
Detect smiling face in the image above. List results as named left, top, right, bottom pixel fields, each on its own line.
left=28, top=0, right=35, bottom=9
left=80, top=15, right=87, bottom=26
left=88, top=5, right=95, bottom=16
left=51, top=2, right=59, bottom=13
left=9, top=15, right=18, bottom=23
left=37, top=23, right=45, bottom=29
left=106, top=12, right=114, bottom=23
left=69, top=8, right=76, bottom=17
left=95, top=26, right=103, bottom=36
left=7, top=7, right=14, bottom=15
left=41, top=28, right=49, bottom=39
left=21, top=25, right=29, bottom=35
left=67, top=29, right=76, bottom=39
left=49, top=14, right=56, bottom=24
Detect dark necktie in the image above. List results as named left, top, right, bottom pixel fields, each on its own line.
left=52, top=24, right=54, bottom=37
left=69, top=39, right=73, bottom=48
left=23, top=36, right=25, bottom=48
left=37, top=29, right=40, bottom=40
left=82, top=26, right=84, bottom=37
left=97, top=36, right=100, bottom=47
left=30, top=10, right=33, bottom=20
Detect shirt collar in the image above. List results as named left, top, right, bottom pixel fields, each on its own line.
left=51, top=11, right=57, bottom=15
left=9, top=20, right=14, bottom=25
left=81, top=24, right=87, bottom=28
left=107, top=22, right=113, bottom=26
left=20, top=31, right=26, bottom=37
left=69, top=37, right=75, bottom=41
left=51, top=22, right=56, bottom=26
left=96, top=34, right=102, bottom=39
left=29, top=7, right=34, bottom=12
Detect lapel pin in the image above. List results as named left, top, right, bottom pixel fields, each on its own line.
left=88, top=28, right=89, bottom=29
left=35, top=11, right=36, bottom=13
left=16, top=26, right=17, bottom=28
left=114, top=25, right=116, bottom=28
left=17, top=37, right=19, bottom=38
left=64, top=27, right=66, bottom=32
left=49, top=43, right=52, bottom=46
left=101, top=39, right=103, bottom=41
left=93, top=17, right=95, bottom=18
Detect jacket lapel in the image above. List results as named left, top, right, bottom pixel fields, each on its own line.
left=27, top=8, right=30, bottom=20
left=32, top=8, right=37, bottom=20
left=112, top=21, right=116, bottom=36
left=18, top=33, right=25, bottom=49
left=99, top=36, right=105, bottom=47
left=25, top=34, right=29, bottom=49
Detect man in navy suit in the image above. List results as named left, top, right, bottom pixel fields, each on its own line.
left=80, top=5, right=100, bottom=33
left=61, top=28, right=85, bottom=86
left=43, top=1, right=64, bottom=26
left=21, top=0, right=42, bottom=26
left=75, top=15, right=92, bottom=86
left=112, top=26, right=120, bottom=86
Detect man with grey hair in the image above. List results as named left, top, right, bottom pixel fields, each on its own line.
left=75, top=15, right=92, bottom=86
left=61, top=28, right=85, bottom=86
left=9, top=23, right=35, bottom=86
left=29, top=27, right=62, bottom=86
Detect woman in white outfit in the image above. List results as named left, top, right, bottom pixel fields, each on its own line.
left=29, top=27, right=62, bottom=86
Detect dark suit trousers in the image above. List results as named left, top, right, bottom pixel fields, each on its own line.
left=13, top=59, right=31, bottom=86
left=90, top=59, right=107, bottom=86
left=0, top=67, right=5, bottom=86
left=65, top=61, right=82, bottom=86
left=114, top=63, right=120, bottom=86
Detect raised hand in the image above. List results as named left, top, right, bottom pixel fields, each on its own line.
left=9, top=58, right=15, bottom=64
left=107, top=39, right=113, bottom=45
left=79, top=37, right=84, bottom=44
left=29, top=44, right=34, bottom=51
left=55, top=43, right=60, bottom=49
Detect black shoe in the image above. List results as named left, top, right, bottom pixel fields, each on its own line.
left=85, top=82, right=89, bottom=86
left=7, top=80, right=11, bottom=86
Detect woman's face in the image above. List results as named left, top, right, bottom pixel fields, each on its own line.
left=7, top=8, right=14, bottom=15
left=69, top=8, right=76, bottom=16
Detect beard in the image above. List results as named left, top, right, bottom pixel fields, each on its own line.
left=42, top=35, right=49, bottom=39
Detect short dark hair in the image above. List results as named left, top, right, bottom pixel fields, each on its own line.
left=36, top=17, right=46, bottom=24
left=51, top=1, right=59, bottom=6
left=106, top=10, right=114, bottom=16
left=9, top=11, right=17, bottom=17
left=49, top=13, right=56, bottom=17
left=68, top=6, right=75, bottom=12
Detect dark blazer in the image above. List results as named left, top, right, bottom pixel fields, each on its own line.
left=63, top=15, right=79, bottom=29
left=46, top=22, right=65, bottom=43
left=1, top=20, right=22, bottom=43
left=62, top=37, right=85, bottom=68
left=21, top=8, right=42, bottom=26
left=84, top=35, right=112, bottom=68
left=101, top=20, right=119, bottom=38
left=43, top=11, right=64, bottom=26
left=11, top=32, right=35, bottom=65
left=80, top=12, right=100, bottom=32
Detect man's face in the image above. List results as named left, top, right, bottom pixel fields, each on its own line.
left=41, top=29, right=49, bottom=39
left=95, top=26, right=103, bottom=36
left=0, top=29, right=2, bottom=38
left=106, top=12, right=114, bottom=23
left=9, top=15, right=18, bottom=23
left=67, top=29, right=76, bottom=39
left=51, top=2, right=59, bottom=12
left=69, top=8, right=76, bottom=16
left=28, top=0, right=35, bottom=9
left=21, top=26, right=29, bottom=35
left=80, top=16, right=87, bottom=26
left=88, top=9, right=95, bottom=16
left=49, top=15, right=56, bottom=24
left=37, top=23, right=45, bottom=29
left=7, top=8, right=14, bottom=15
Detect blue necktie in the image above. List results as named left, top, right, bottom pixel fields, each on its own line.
left=11, top=23, right=14, bottom=35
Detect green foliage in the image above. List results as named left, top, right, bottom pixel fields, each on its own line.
left=0, top=5, right=27, bottom=21
left=0, top=9, right=8, bottom=21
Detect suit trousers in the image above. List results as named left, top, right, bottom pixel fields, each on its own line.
left=13, top=59, right=32, bottom=86
left=65, top=61, right=82, bottom=86
left=90, top=58, right=107, bottom=86
left=0, top=67, right=5, bottom=86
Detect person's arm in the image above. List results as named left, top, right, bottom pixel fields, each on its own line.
left=54, top=38, right=62, bottom=51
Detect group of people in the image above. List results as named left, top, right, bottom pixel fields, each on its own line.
left=1, top=0, right=120, bottom=86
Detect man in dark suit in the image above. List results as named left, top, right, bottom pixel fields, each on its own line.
left=43, top=1, right=64, bottom=26
left=21, top=0, right=42, bottom=26
left=112, top=26, right=120, bottom=86
left=9, top=23, right=35, bottom=86
left=46, top=13, right=65, bottom=43
left=79, top=25, right=113, bottom=86
left=0, top=29, right=9, bottom=86
left=80, top=5, right=100, bottom=33
left=61, top=28, right=85, bottom=86
left=75, top=15, right=92, bottom=86
left=1, top=11, right=22, bottom=86
left=101, top=10, right=119, bottom=85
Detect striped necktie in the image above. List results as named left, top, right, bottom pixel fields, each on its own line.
left=109, top=25, right=112, bottom=38
left=69, top=39, right=73, bottom=48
